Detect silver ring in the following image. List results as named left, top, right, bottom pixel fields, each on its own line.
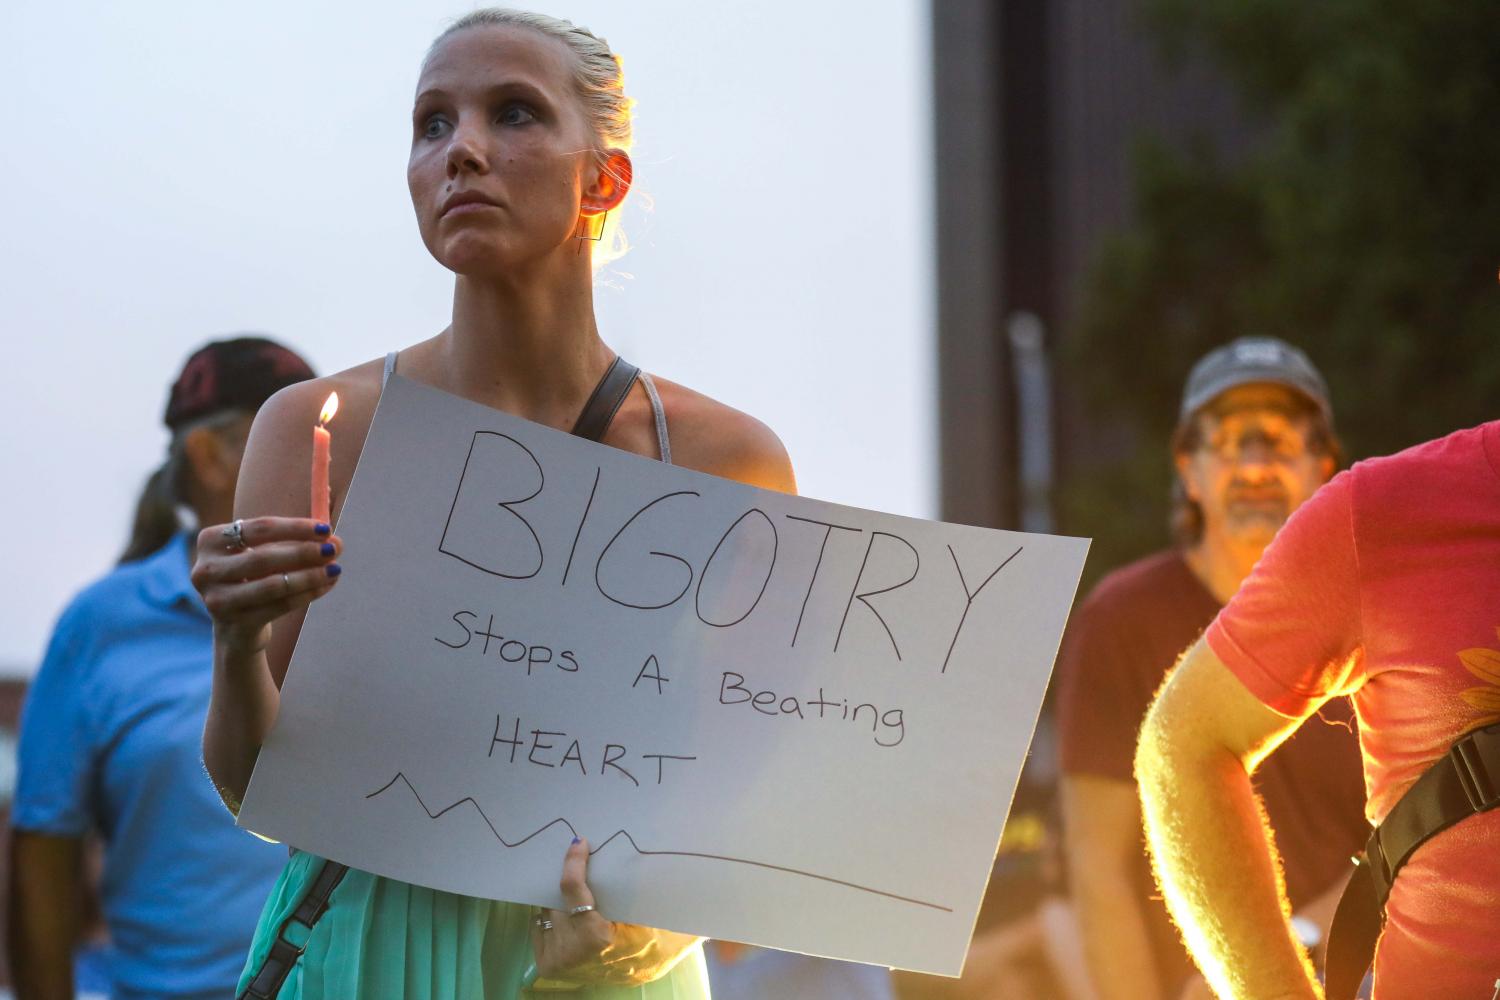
left=282, top=573, right=292, bottom=594
left=569, top=905, right=596, bottom=916
left=221, top=519, right=246, bottom=551
left=539, top=919, right=554, bottom=931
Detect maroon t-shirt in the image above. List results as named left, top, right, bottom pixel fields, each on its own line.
left=1055, top=550, right=1368, bottom=993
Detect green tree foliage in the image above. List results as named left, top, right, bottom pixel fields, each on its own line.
left=1062, top=0, right=1500, bottom=572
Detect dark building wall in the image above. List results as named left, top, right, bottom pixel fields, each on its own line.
left=1044, top=0, right=1262, bottom=531
left=934, top=0, right=1259, bottom=528
left=932, top=0, right=1012, bottom=528
left=1046, top=0, right=1257, bottom=328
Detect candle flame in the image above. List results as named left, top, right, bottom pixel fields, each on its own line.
left=319, top=391, right=340, bottom=426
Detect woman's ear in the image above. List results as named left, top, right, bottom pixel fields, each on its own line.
left=181, top=425, right=231, bottom=500
left=581, top=149, right=634, bottom=216
left=182, top=424, right=243, bottom=500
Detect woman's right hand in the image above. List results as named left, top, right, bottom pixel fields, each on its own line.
left=191, top=517, right=343, bottom=654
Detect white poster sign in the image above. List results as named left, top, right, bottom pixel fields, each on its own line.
left=238, top=375, right=1089, bottom=976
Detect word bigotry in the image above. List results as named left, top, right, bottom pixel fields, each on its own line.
left=438, top=431, right=1023, bottom=671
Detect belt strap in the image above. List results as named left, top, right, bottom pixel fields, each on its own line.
left=570, top=356, right=640, bottom=443
left=238, top=860, right=350, bottom=1000
left=1324, top=857, right=1383, bottom=999
left=1324, top=721, right=1500, bottom=998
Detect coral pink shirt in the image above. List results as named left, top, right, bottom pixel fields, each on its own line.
left=1208, top=421, right=1500, bottom=997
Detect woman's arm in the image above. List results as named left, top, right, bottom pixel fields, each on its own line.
left=7, top=832, right=82, bottom=1000
left=1060, top=775, right=1163, bottom=999
left=1134, top=639, right=1322, bottom=1000
left=197, top=383, right=348, bottom=810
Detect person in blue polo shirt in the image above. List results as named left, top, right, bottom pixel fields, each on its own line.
left=8, top=338, right=316, bottom=1000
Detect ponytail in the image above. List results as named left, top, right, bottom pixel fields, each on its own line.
left=119, top=451, right=186, bottom=564
left=120, top=409, right=251, bottom=564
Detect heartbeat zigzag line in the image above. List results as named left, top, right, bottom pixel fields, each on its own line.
left=366, top=772, right=954, bottom=914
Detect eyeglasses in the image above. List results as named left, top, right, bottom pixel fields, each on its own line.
left=1200, top=426, right=1313, bottom=463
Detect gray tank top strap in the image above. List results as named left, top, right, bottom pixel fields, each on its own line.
left=378, top=348, right=671, bottom=465
left=637, top=371, right=673, bottom=465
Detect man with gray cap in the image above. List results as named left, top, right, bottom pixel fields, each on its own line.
left=1054, top=337, right=1368, bottom=998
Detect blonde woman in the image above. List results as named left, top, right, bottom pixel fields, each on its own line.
left=193, top=10, right=794, bottom=997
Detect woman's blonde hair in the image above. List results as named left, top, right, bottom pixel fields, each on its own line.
left=430, top=8, right=634, bottom=268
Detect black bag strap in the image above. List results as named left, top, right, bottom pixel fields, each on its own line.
left=570, top=355, right=640, bottom=443
left=237, top=356, right=642, bottom=999
left=1324, top=720, right=1500, bottom=998
left=238, top=858, right=351, bottom=999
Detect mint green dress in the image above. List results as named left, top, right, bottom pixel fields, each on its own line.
left=234, top=356, right=708, bottom=998
left=234, top=851, right=711, bottom=998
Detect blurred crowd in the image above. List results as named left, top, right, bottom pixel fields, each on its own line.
left=6, top=0, right=1500, bottom=995
left=7, top=329, right=1476, bottom=999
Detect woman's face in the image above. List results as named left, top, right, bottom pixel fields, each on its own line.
left=408, top=26, right=600, bottom=276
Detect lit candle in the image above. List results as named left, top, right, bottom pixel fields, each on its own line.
left=312, top=392, right=339, bottom=524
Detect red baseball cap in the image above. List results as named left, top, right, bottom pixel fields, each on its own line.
left=164, top=336, right=315, bottom=430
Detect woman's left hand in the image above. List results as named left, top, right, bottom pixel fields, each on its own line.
left=530, top=838, right=700, bottom=987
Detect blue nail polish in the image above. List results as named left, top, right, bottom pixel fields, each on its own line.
left=326, top=563, right=342, bottom=578
left=314, top=522, right=331, bottom=536
left=571, top=836, right=581, bottom=845
left=321, top=542, right=336, bottom=557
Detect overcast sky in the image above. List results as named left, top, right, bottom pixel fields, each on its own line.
left=0, top=1, right=936, bottom=675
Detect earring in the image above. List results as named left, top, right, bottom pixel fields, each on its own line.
left=574, top=210, right=607, bottom=253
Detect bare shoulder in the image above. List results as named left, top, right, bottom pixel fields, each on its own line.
left=235, top=357, right=389, bottom=521
left=647, top=374, right=796, bottom=494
